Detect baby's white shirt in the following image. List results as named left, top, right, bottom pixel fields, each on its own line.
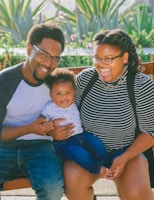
left=42, top=101, right=83, bottom=136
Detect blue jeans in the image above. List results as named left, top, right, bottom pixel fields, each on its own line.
left=54, top=132, right=108, bottom=174
left=104, top=145, right=130, bottom=168
left=0, top=140, right=64, bottom=200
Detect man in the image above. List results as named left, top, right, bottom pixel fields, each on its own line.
left=0, top=23, right=73, bottom=200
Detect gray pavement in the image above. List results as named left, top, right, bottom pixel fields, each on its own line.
left=0, top=179, right=120, bottom=199
left=0, top=197, right=120, bottom=200
left=0, top=179, right=154, bottom=200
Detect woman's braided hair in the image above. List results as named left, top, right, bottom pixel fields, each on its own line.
left=93, top=29, right=141, bottom=73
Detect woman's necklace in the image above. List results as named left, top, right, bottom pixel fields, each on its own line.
left=101, top=66, right=128, bottom=91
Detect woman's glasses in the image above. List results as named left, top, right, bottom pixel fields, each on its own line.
left=92, top=53, right=124, bottom=65
left=33, top=45, right=62, bottom=64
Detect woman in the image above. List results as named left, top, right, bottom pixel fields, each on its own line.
left=63, top=29, right=154, bottom=200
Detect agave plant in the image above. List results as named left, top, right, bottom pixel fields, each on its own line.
left=52, top=0, right=125, bottom=46
left=0, top=0, right=49, bottom=44
left=121, top=4, right=154, bottom=47
left=75, top=0, right=124, bottom=18
left=52, top=0, right=126, bottom=25
left=62, top=10, right=119, bottom=46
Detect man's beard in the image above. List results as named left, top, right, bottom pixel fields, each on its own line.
left=32, top=71, right=45, bottom=83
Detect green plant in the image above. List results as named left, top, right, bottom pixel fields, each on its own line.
left=0, top=51, right=26, bottom=69
left=52, top=0, right=125, bottom=24
left=0, top=51, right=151, bottom=71
left=138, top=49, right=151, bottom=62
left=0, top=32, right=26, bottom=49
left=59, top=55, right=93, bottom=68
left=121, top=4, right=154, bottom=47
left=61, top=10, right=120, bottom=46
left=0, top=0, right=48, bottom=44
left=52, top=0, right=126, bottom=45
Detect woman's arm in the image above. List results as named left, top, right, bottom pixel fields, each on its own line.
left=105, top=132, right=154, bottom=179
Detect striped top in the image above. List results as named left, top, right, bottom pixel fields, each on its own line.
left=75, top=67, right=154, bottom=151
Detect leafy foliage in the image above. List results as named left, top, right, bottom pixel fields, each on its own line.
left=0, top=51, right=26, bottom=69
left=121, top=4, right=154, bottom=47
left=52, top=0, right=126, bottom=45
left=0, top=0, right=48, bottom=43
left=59, top=55, right=92, bottom=68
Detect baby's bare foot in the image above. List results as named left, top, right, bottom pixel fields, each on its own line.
left=99, top=166, right=107, bottom=177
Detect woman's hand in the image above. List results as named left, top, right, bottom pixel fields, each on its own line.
left=47, top=118, right=75, bottom=140
left=105, top=155, right=128, bottom=179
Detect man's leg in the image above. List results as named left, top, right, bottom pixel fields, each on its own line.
left=20, top=140, right=64, bottom=200
left=0, top=141, right=22, bottom=190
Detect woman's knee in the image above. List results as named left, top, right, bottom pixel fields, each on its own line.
left=118, top=186, right=154, bottom=200
left=64, top=161, right=83, bottom=189
left=115, top=156, right=153, bottom=200
left=64, top=161, right=98, bottom=200
left=63, top=161, right=97, bottom=189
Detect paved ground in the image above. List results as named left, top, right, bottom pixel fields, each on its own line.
left=0, top=197, right=120, bottom=200
left=0, top=179, right=120, bottom=199
left=0, top=179, right=153, bottom=200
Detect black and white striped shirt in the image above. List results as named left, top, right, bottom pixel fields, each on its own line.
left=75, top=67, right=154, bottom=150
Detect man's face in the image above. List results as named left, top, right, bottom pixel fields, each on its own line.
left=27, top=38, right=62, bottom=83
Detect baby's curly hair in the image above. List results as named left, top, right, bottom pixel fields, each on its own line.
left=93, top=29, right=141, bottom=73
left=46, top=68, right=76, bottom=90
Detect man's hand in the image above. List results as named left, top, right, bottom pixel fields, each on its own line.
left=31, top=118, right=54, bottom=135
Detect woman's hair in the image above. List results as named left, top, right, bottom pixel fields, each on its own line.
left=26, top=22, right=65, bottom=52
left=45, top=68, right=76, bottom=90
left=93, top=29, right=140, bottom=72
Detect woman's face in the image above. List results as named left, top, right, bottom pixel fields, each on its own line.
left=93, top=44, right=128, bottom=82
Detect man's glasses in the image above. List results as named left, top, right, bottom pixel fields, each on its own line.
left=33, top=45, right=62, bottom=64
left=92, top=53, right=124, bottom=65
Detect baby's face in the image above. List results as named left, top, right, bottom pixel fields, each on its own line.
left=50, top=82, right=75, bottom=108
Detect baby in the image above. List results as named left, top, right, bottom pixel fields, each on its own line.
left=41, top=68, right=109, bottom=176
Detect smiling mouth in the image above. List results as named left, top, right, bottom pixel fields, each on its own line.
left=61, top=100, right=69, bottom=104
left=100, top=69, right=111, bottom=76
left=39, top=65, right=49, bottom=72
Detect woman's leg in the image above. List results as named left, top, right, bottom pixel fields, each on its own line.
left=64, top=161, right=99, bottom=200
left=114, top=155, right=154, bottom=200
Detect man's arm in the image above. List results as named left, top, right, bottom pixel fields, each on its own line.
left=1, top=118, right=54, bottom=141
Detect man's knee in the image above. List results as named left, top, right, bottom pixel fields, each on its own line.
left=34, top=180, right=64, bottom=200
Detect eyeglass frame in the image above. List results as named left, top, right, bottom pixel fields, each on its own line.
left=33, top=45, right=62, bottom=64
left=92, top=52, right=124, bottom=65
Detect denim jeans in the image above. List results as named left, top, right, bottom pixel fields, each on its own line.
left=105, top=145, right=130, bottom=168
left=54, top=132, right=108, bottom=174
left=0, top=140, right=64, bottom=200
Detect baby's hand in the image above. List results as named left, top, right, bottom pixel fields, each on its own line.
left=103, top=168, right=116, bottom=179
left=31, top=118, right=53, bottom=135
left=41, top=119, right=54, bottom=132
